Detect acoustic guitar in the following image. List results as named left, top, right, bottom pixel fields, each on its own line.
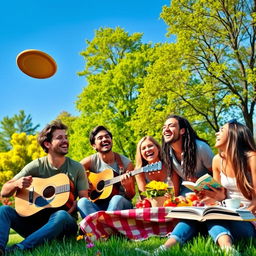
left=88, top=161, right=162, bottom=202
left=15, top=173, right=74, bottom=217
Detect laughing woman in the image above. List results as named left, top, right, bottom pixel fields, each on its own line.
left=134, top=136, right=179, bottom=196
left=203, top=120, right=256, bottom=253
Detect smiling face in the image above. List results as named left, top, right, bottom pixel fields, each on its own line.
left=45, top=129, right=69, bottom=156
left=92, top=130, right=113, bottom=153
left=215, top=123, right=229, bottom=150
left=162, top=117, right=184, bottom=144
left=140, top=138, right=160, bottom=164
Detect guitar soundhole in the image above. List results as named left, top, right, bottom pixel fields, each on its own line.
left=43, top=186, right=55, bottom=198
left=97, top=180, right=105, bottom=191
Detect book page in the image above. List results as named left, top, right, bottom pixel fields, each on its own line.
left=166, top=206, right=205, bottom=220
left=198, top=206, right=255, bottom=221
left=166, top=206, right=256, bottom=221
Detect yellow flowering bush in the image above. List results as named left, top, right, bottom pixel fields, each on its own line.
left=0, top=133, right=46, bottom=185
left=142, top=180, right=173, bottom=198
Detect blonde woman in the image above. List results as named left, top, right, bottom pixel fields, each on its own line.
left=135, top=136, right=179, bottom=196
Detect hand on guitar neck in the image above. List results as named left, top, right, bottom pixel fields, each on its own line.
left=87, top=161, right=162, bottom=202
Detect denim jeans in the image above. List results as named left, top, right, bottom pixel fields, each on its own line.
left=168, top=219, right=203, bottom=244
left=0, top=205, right=78, bottom=250
left=205, top=219, right=256, bottom=243
left=168, top=219, right=256, bottom=245
left=77, top=195, right=133, bottom=218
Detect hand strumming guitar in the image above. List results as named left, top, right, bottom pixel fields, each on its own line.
left=15, top=176, right=33, bottom=189
left=121, top=172, right=135, bottom=199
left=1, top=176, right=33, bottom=198
left=121, top=172, right=133, bottom=187
left=120, top=162, right=136, bottom=199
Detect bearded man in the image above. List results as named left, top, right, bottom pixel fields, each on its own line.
left=78, top=125, right=135, bottom=218
left=0, top=120, right=88, bottom=255
left=162, top=115, right=213, bottom=196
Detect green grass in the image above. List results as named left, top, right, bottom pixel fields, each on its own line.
left=8, top=231, right=256, bottom=256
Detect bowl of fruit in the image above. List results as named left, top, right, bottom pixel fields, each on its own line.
left=163, top=193, right=205, bottom=207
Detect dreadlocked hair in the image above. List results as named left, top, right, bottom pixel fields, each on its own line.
left=162, top=115, right=208, bottom=179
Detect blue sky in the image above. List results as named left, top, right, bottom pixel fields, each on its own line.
left=0, top=0, right=171, bottom=129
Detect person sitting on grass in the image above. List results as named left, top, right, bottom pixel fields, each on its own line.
left=0, top=120, right=88, bottom=255
left=140, top=120, right=256, bottom=256
left=77, top=125, right=135, bottom=218
left=134, top=136, right=180, bottom=197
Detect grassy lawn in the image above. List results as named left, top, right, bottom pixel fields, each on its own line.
left=8, top=229, right=256, bottom=256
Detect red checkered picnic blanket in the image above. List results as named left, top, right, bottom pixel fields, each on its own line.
left=79, top=207, right=177, bottom=242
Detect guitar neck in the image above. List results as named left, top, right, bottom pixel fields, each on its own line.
left=55, top=184, right=70, bottom=194
left=104, top=168, right=143, bottom=187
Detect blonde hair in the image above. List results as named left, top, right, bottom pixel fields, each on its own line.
left=135, top=136, right=162, bottom=169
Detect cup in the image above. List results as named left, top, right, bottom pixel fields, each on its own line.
left=222, top=198, right=241, bottom=209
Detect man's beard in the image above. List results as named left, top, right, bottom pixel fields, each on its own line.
left=97, top=145, right=112, bottom=153
left=165, top=133, right=181, bottom=144
left=53, top=147, right=68, bottom=156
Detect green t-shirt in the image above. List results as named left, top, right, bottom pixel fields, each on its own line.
left=14, top=156, right=89, bottom=199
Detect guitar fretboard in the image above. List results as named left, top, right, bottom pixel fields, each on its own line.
left=55, top=184, right=70, bottom=194
left=104, top=168, right=144, bottom=187
left=104, top=161, right=162, bottom=187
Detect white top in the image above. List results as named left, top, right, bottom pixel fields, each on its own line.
left=220, top=172, right=251, bottom=207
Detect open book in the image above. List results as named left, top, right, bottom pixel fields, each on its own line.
left=166, top=206, right=256, bottom=222
left=182, top=173, right=222, bottom=192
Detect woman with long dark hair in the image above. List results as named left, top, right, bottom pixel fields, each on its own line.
left=204, top=120, right=256, bottom=253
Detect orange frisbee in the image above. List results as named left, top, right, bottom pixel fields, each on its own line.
left=16, top=49, right=57, bottom=79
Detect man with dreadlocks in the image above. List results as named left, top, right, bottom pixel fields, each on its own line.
left=161, top=114, right=214, bottom=196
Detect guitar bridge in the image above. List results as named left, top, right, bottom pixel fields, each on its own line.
left=29, top=187, right=34, bottom=204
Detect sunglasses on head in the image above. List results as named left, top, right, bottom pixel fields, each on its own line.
left=228, top=119, right=238, bottom=124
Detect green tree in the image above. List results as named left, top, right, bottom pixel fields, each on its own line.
left=133, top=43, right=227, bottom=145
left=158, top=0, right=256, bottom=133
left=0, top=110, right=39, bottom=151
left=55, top=111, right=77, bottom=136
left=69, top=27, right=154, bottom=161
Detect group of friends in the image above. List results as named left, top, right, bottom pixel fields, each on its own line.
left=0, top=114, right=255, bottom=255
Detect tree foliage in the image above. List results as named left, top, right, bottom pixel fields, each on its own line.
left=69, top=0, right=256, bottom=159
left=0, top=133, right=46, bottom=185
left=0, top=110, right=40, bottom=151
left=55, top=111, right=77, bottom=136
left=157, top=0, right=256, bottom=132
left=69, top=27, right=155, bottom=161
left=133, top=0, right=256, bottom=146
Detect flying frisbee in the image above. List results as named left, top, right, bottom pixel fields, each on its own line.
left=16, top=49, right=57, bottom=79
